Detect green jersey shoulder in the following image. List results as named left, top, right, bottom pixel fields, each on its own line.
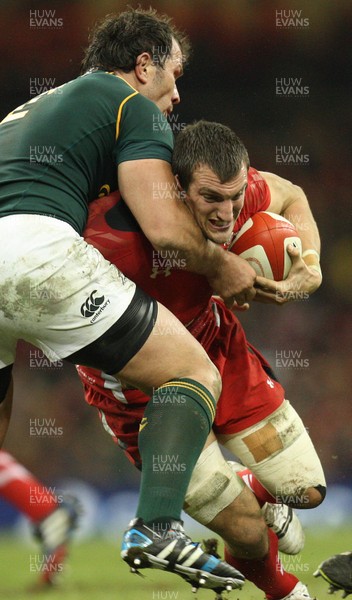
left=0, top=71, right=173, bottom=233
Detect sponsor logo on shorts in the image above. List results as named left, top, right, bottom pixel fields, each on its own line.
left=80, top=290, right=110, bottom=322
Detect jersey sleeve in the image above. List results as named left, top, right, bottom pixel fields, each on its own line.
left=114, top=93, right=173, bottom=165
left=245, top=167, right=271, bottom=213
left=232, top=166, right=272, bottom=234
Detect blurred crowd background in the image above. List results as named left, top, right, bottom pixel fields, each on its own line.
left=0, top=0, right=351, bottom=526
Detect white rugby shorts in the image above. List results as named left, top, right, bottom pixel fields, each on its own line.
left=0, top=214, right=136, bottom=367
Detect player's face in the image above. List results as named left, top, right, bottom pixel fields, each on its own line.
left=184, top=163, right=248, bottom=244
left=143, top=38, right=183, bottom=116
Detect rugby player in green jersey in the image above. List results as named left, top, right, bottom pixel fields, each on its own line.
left=0, top=7, right=256, bottom=594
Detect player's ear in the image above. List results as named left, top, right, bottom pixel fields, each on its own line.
left=174, top=174, right=183, bottom=193
left=135, top=52, right=153, bottom=84
left=174, top=175, right=187, bottom=201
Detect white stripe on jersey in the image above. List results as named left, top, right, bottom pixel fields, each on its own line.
left=101, top=371, right=128, bottom=403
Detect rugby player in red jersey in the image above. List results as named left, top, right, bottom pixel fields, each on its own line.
left=78, top=121, right=324, bottom=600
left=0, top=450, right=79, bottom=587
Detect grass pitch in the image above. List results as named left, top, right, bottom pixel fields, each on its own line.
left=0, top=527, right=350, bottom=599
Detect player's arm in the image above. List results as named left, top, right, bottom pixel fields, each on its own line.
left=118, top=158, right=256, bottom=306
left=254, top=171, right=322, bottom=304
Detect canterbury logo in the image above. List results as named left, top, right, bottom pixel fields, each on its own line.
left=80, top=290, right=105, bottom=317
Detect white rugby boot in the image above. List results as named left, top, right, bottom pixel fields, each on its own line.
left=278, top=582, right=315, bottom=600
left=32, top=495, right=81, bottom=586
left=263, top=502, right=305, bottom=555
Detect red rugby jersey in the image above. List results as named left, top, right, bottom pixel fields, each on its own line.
left=84, top=166, right=271, bottom=330
left=79, top=168, right=282, bottom=432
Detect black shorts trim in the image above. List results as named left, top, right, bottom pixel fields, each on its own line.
left=66, top=286, right=158, bottom=375
left=0, top=364, right=13, bottom=402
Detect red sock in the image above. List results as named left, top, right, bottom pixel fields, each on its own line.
left=237, top=467, right=277, bottom=506
left=0, top=451, right=58, bottom=522
left=225, top=528, right=299, bottom=600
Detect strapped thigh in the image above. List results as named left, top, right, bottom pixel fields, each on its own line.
left=220, top=399, right=326, bottom=503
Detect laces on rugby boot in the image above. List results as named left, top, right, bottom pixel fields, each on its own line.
left=121, top=517, right=245, bottom=595
left=277, top=581, right=315, bottom=600
left=32, top=495, right=81, bottom=586
left=263, top=502, right=305, bottom=555
left=314, top=552, right=352, bottom=597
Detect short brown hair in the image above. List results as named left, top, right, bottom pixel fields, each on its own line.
left=81, top=7, right=190, bottom=74
left=172, top=120, right=250, bottom=190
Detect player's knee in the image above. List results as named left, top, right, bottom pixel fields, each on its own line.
left=287, top=484, right=326, bottom=508
left=316, top=484, right=327, bottom=502
left=202, top=359, right=222, bottom=401
left=305, top=484, right=326, bottom=508
left=208, top=361, right=222, bottom=401
left=186, top=357, right=221, bottom=402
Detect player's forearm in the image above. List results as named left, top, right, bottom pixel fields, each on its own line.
left=147, top=201, right=226, bottom=277
left=149, top=214, right=257, bottom=305
left=261, top=170, right=321, bottom=270
left=119, top=158, right=228, bottom=277
left=281, top=190, right=321, bottom=270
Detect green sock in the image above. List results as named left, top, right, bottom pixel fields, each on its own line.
left=136, top=378, right=216, bottom=530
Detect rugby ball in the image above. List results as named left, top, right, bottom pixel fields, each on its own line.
left=232, top=211, right=301, bottom=280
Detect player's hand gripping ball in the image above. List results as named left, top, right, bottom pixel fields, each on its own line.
left=232, top=211, right=301, bottom=281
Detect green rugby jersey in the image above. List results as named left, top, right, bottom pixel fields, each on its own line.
left=0, top=71, right=173, bottom=234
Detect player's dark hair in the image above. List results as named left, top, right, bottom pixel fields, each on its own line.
left=172, top=121, right=250, bottom=190
left=81, top=7, right=190, bottom=74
